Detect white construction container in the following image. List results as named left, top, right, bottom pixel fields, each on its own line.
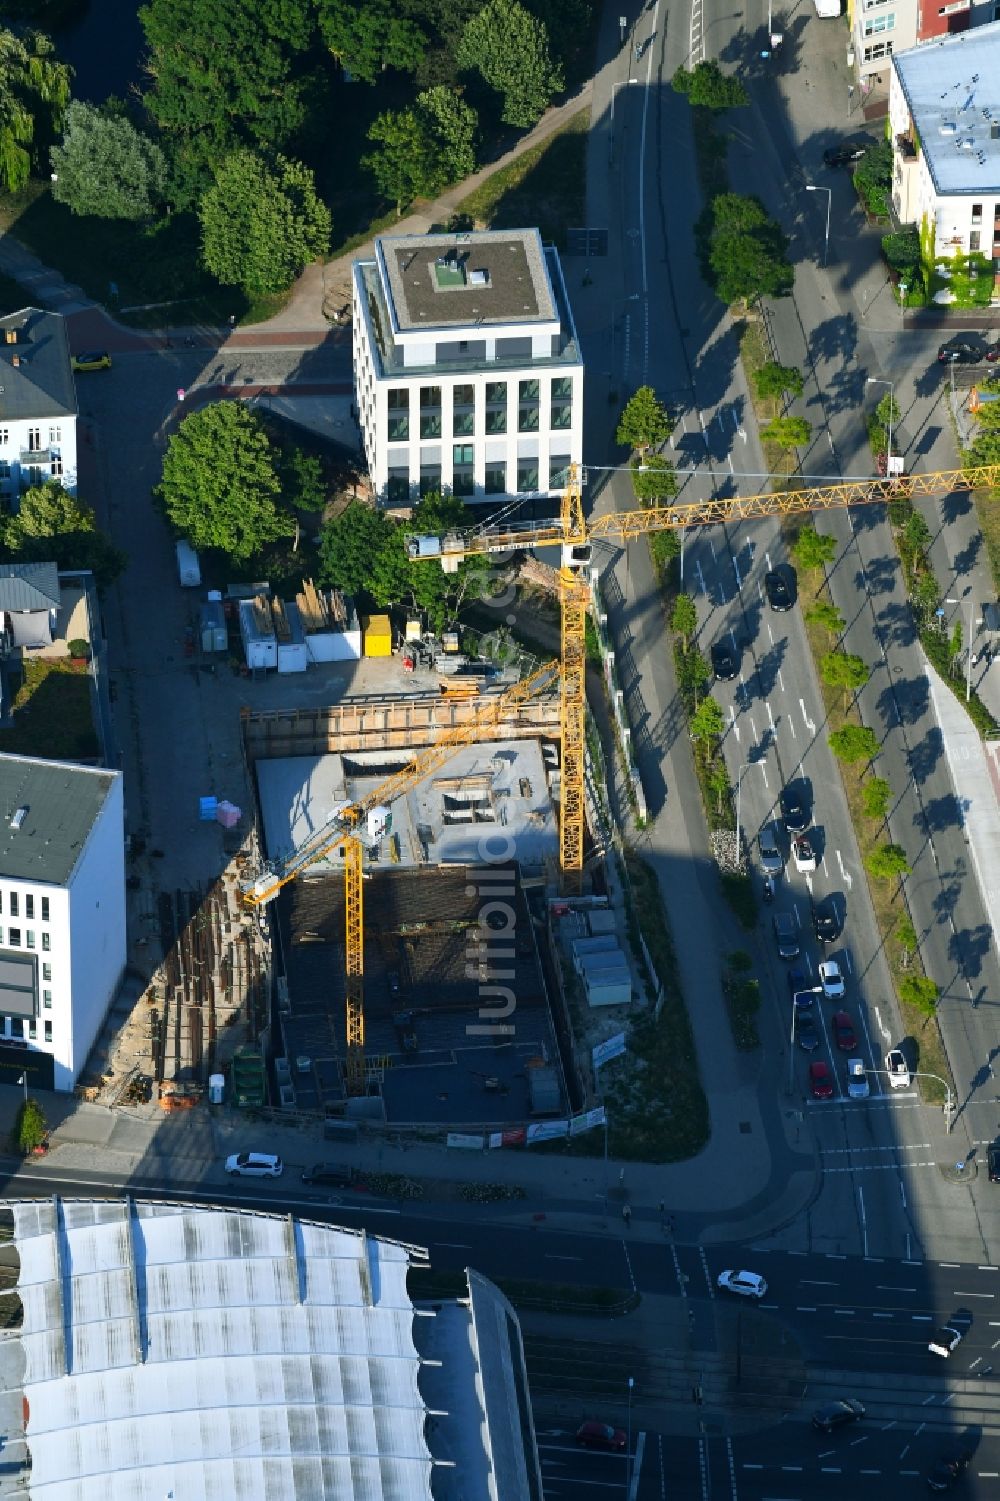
left=239, top=597, right=277, bottom=670
left=175, top=540, right=201, bottom=587
left=277, top=600, right=308, bottom=674
left=199, top=600, right=227, bottom=653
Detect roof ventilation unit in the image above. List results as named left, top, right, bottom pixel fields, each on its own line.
left=939, top=121, right=957, bottom=135
left=9, top=806, right=28, bottom=830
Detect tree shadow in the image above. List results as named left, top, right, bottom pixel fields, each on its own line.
left=941, top=487, right=973, bottom=527
left=885, top=672, right=929, bottom=726
left=859, top=551, right=899, bottom=597
left=908, top=727, right=943, bottom=785
left=952, top=531, right=983, bottom=578
left=754, top=636, right=788, bottom=698
left=912, top=423, right=942, bottom=460
left=950, top=923, right=993, bottom=982
left=932, top=878, right=960, bottom=925
left=921, top=791, right=962, bottom=833
left=875, top=601, right=917, bottom=652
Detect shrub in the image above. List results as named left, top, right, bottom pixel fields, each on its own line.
left=67, top=638, right=91, bottom=660
left=14, top=1097, right=47, bottom=1154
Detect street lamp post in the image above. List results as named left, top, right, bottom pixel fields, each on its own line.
left=875, top=1069, right=954, bottom=1130
left=626, top=1376, right=635, bottom=1496
left=865, top=377, right=895, bottom=473
left=788, top=988, right=823, bottom=1094
left=805, top=184, right=832, bottom=267
left=16, top=1072, right=27, bottom=1103
left=946, top=595, right=975, bottom=703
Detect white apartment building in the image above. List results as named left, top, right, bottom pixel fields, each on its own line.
left=0, top=308, right=78, bottom=504
left=352, top=229, right=583, bottom=507
left=0, top=754, right=125, bottom=1093
left=889, top=22, right=1000, bottom=284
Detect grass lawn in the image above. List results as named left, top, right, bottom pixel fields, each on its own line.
left=1, top=657, right=100, bottom=762
left=971, top=482, right=1000, bottom=595
left=455, top=109, right=590, bottom=250
left=739, top=320, right=801, bottom=486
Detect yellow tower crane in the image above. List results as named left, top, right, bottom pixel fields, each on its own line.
left=409, top=462, right=1000, bottom=891
left=243, top=659, right=560, bottom=1094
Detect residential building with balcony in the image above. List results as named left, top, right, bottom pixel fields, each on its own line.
left=889, top=23, right=1000, bottom=289
left=0, top=308, right=78, bottom=506
left=848, top=0, right=998, bottom=92
left=352, top=229, right=583, bottom=507
left=0, top=753, right=125, bottom=1093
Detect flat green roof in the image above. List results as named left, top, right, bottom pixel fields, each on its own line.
left=0, top=754, right=117, bottom=886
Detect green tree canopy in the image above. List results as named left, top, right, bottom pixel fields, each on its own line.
left=898, top=973, right=939, bottom=1017
left=671, top=59, right=747, bottom=109
left=317, top=0, right=426, bottom=83
left=616, top=385, right=672, bottom=453
left=199, top=151, right=330, bottom=296
left=457, top=0, right=562, bottom=127
left=50, top=100, right=167, bottom=219
left=861, top=776, right=892, bottom=822
left=792, top=526, right=836, bottom=572
left=0, top=25, right=71, bottom=192
left=820, top=650, right=869, bottom=709
left=690, top=695, right=724, bottom=745
left=752, top=361, right=803, bottom=400
left=760, top=415, right=811, bottom=450
left=702, top=193, right=793, bottom=306
left=156, top=402, right=294, bottom=561
left=828, top=723, right=880, bottom=765
left=677, top=646, right=711, bottom=703
left=364, top=86, right=477, bottom=214
left=3, top=480, right=125, bottom=588
left=318, top=499, right=396, bottom=599
left=630, top=452, right=677, bottom=502
left=671, top=593, right=698, bottom=649
left=896, top=916, right=918, bottom=968
left=965, top=400, right=1000, bottom=492
left=14, top=1096, right=47, bottom=1153
left=805, top=599, right=844, bottom=644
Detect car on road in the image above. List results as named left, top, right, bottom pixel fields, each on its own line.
left=846, top=1058, right=870, bottom=1099
left=780, top=786, right=811, bottom=834
left=811, top=1398, right=865, bottom=1431
left=224, top=1151, right=283, bottom=1178
left=711, top=639, right=740, bottom=681
left=928, top=1325, right=965, bottom=1357
left=301, top=1163, right=356, bottom=1187
left=792, top=836, right=817, bottom=873
left=812, top=898, right=841, bottom=944
left=926, top=1449, right=973, bottom=1492
left=989, top=1141, right=1000, bottom=1183
left=832, top=1010, right=856, bottom=1051
left=788, top=966, right=815, bottom=1007
left=809, top=1060, right=834, bottom=1099
left=938, top=337, right=982, bottom=365
left=773, top=911, right=800, bottom=959
left=576, top=1421, right=627, bottom=1451
left=886, top=1048, right=910, bottom=1089
left=818, top=959, right=845, bottom=999
left=71, top=350, right=112, bottom=372
left=759, top=823, right=784, bottom=874
left=822, top=143, right=868, bottom=168
left=796, top=1011, right=820, bottom=1051
left=764, top=568, right=796, bottom=611
left=717, top=1270, right=767, bottom=1299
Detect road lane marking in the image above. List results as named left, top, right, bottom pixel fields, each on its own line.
left=877, top=1286, right=917, bottom=1293
left=800, top=698, right=816, bottom=732
left=796, top=1305, right=817, bottom=1312
left=778, top=668, right=786, bottom=692
left=836, top=849, right=853, bottom=889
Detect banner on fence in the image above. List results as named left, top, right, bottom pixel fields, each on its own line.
left=592, top=1033, right=626, bottom=1071
left=526, top=1119, right=570, bottom=1143
left=570, top=1105, right=607, bottom=1136
left=447, top=1132, right=485, bottom=1151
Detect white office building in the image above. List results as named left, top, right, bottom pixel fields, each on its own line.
left=0, top=308, right=78, bottom=502
left=0, top=754, right=125, bottom=1093
left=889, top=23, right=1000, bottom=286
left=352, top=229, right=583, bottom=507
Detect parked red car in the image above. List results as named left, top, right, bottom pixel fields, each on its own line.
left=833, top=1011, right=857, bottom=1051
left=576, top=1421, right=627, bottom=1452
left=810, top=1061, right=834, bottom=1100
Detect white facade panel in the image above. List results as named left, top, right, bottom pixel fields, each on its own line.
left=65, top=772, right=126, bottom=1090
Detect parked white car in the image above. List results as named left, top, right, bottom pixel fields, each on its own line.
left=225, top=1152, right=283, bottom=1178
left=792, top=836, right=817, bottom=873
left=846, top=1058, right=870, bottom=1099
left=818, top=959, right=846, bottom=999
left=717, top=1270, right=768, bottom=1299
left=886, top=1049, right=910, bottom=1089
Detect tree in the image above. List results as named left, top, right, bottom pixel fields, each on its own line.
left=678, top=647, right=711, bottom=704
left=156, top=402, right=294, bottom=561
left=319, top=500, right=396, bottom=599
left=820, top=650, right=869, bottom=710
left=457, top=0, right=563, bottom=128
left=760, top=416, right=812, bottom=450
left=671, top=593, right=698, bottom=650
left=3, top=479, right=125, bottom=588
left=14, top=1096, right=47, bottom=1154
left=138, top=0, right=320, bottom=209
left=901, top=510, right=931, bottom=558
left=828, top=723, right=880, bottom=765
left=792, top=525, right=836, bottom=573
left=616, top=385, right=672, bottom=453
left=50, top=101, right=166, bottom=219
left=280, top=447, right=327, bottom=549
left=317, top=0, right=425, bottom=83
left=861, top=776, right=892, bottom=822
left=706, top=757, right=731, bottom=815
left=364, top=86, right=477, bottom=214
left=964, top=399, right=1000, bottom=492
left=0, top=25, right=71, bottom=192
left=949, top=620, right=963, bottom=662
left=752, top=361, right=803, bottom=401
left=199, top=152, right=330, bottom=296
left=630, top=452, right=677, bottom=502
left=866, top=843, right=910, bottom=883
left=896, top=916, right=918, bottom=970
left=898, top=973, right=939, bottom=1018
left=702, top=195, right=793, bottom=307
left=875, top=391, right=901, bottom=431
left=805, top=599, right=844, bottom=645
left=671, top=60, right=747, bottom=110
left=690, top=696, right=724, bottom=745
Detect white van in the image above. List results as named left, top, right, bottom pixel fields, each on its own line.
left=225, top=1152, right=283, bottom=1178
left=176, top=539, right=202, bottom=588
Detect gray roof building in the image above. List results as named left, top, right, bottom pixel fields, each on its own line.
left=892, top=22, right=1000, bottom=197
left=0, top=754, right=117, bottom=886
left=0, top=562, right=60, bottom=613
left=0, top=308, right=77, bottom=423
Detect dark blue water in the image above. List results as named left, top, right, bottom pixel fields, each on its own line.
left=56, top=0, right=145, bottom=104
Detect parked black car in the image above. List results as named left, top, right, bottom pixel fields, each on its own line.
left=823, top=143, right=867, bottom=168
left=711, top=638, right=740, bottom=681
left=938, top=338, right=982, bottom=365
left=811, top=1398, right=865, bottom=1432
left=301, top=1163, right=356, bottom=1188
left=926, top=1449, right=973, bottom=1491
left=764, top=567, right=796, bottom=612
left=812, top=898, right=841, bottom=944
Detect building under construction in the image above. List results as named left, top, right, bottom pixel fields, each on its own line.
left=243, top=687, right=569, bottom=1123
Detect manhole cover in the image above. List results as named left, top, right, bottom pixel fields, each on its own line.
left=739, top=1121, right=752, bottom=1134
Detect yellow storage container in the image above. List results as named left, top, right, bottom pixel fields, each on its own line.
left=362, top=614, right=392, bottom=657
